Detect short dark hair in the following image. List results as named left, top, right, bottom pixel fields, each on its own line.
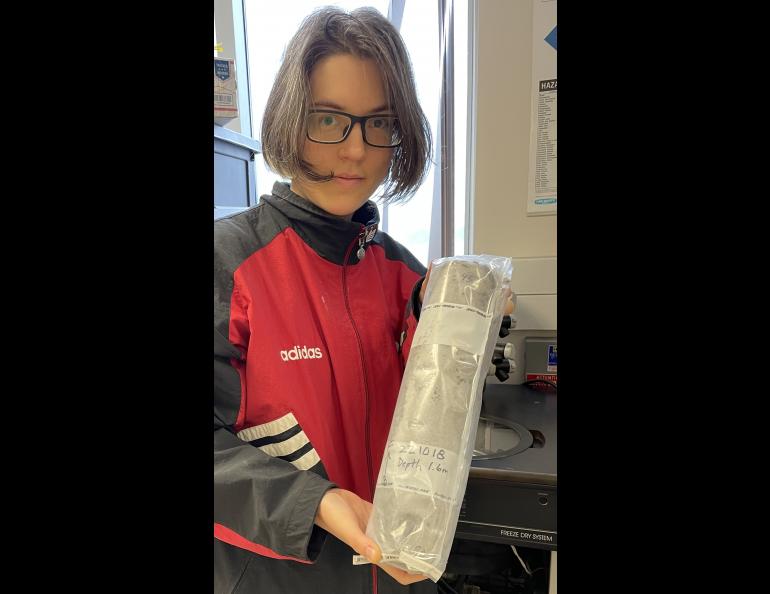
left=260, top=6, right=432, bottom=204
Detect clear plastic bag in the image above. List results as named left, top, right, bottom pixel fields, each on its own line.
left=366, top=255, right=513, bottom=582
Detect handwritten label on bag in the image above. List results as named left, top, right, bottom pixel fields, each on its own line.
left=377, top=440, right=460, bottom=503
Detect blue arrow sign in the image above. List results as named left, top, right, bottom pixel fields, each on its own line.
left=545, top=26, right=557, bottom=51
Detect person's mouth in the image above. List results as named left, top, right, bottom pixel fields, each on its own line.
left=334, top=174, right=365, bottom=187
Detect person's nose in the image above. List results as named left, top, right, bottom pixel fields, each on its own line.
left=339, top=122, right=367, bottom=161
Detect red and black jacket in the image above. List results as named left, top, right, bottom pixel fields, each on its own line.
left=214, top=182, right=435, bottom=593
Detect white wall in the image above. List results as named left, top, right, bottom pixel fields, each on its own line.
left=471, top=0, right=556, bottom=259
left=472, top=0, right=557, bottom=381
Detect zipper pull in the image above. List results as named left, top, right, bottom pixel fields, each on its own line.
left=356, top=224, right=377, bottom=261
left=356, top=229, right=366, bottom=261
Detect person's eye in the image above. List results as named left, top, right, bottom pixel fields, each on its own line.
left=371, top=118, right=386, bottom=129
left=321, top=115, right=335, bottom=126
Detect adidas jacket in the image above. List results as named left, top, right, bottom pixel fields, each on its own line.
left=214, top=182, right=436, bottom=594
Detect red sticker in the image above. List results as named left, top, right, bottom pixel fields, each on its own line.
left=526, top=373, right=557, bottom=384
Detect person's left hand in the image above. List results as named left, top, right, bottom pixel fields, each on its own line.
left=419, top=262, right=515, bottom=315
left=314, top=488, right=429, bottom=586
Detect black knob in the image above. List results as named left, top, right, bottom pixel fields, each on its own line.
left=498, top=315, right=512, bottom=338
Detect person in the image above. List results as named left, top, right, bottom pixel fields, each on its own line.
left=214, top=7, right=510, bottom=593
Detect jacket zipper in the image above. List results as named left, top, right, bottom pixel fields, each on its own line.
left=342, top=227, right=378, bottom=594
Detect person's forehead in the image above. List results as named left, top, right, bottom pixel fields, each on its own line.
left=309, top=54, right=387, bottom=113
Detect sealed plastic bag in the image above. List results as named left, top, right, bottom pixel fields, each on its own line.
left=366, top=255, right=513, bottom=581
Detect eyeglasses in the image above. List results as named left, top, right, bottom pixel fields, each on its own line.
left=305, top=109, right=402, bottom=148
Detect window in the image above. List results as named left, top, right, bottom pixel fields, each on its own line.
left=381, top=0, right=438, bottom=265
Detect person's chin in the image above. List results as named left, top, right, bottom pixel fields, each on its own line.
left=323, top=188, right=371, bottom=216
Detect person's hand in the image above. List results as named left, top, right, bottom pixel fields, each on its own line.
left=418, top=262, right=516, bottom=314
left=503, top=288, right=515, bottom=315
left=314, top=488, right=428, bottom=586
left=418, top=262, right=433, bottom=305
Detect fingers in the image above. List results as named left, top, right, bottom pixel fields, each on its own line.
left=361, top=542, right=381, bottom=564
left=503, top=288, right=516, bottom=315
left=418, top=261, right=433, bottom=304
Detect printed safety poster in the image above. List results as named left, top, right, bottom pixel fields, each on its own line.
left=527, top=0, right=557, bottom=216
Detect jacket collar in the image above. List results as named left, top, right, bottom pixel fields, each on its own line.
left=262, top=181, right=379, bottom=265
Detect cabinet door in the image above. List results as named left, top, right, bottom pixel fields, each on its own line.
left=214, top=131, right=258, bottom=219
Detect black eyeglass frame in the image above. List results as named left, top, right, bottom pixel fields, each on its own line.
left=305, top=109, right=402, bottom=148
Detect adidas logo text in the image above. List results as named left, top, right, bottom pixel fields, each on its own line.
left=280, top=345, right=323, bottom=361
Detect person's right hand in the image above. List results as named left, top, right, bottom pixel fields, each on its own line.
left=314, top=488, right=429, bottom=586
